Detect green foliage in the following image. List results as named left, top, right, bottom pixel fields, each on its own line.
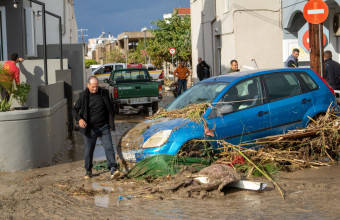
left=150, top=13, right=191, bottom=64
left=0, top=67, right=14, bottom=111
left=0, top=68, right=15, bottom=95
left=200, top=141, right=218, bottom=163
left=235, top=162, right=282, bottom=177
left=85, top=59, right=98, bottom=68
left=0, top=97, right=12, bottom=111
left=105, top=49, right=126, bottom=63
left=13, top=82, right=30, bottom=106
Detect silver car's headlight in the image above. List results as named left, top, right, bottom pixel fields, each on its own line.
left=142, top=130, right=172, bottom=149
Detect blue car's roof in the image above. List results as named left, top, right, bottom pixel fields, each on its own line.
left=198, top=68, right=312, bottom=84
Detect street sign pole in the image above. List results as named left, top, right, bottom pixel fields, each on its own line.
left=319, top=24, right=324, bottom=77
left=304, top=0, right=328, bottom=77
left=309, top=22, right=324, bottom=77
left=172, top=54, right=174, bottom=69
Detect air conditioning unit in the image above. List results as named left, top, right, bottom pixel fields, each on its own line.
left=333, top=13, right=340, bottom=37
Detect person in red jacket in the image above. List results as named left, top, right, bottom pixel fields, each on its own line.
left=1, top=53, right=24, bottom=101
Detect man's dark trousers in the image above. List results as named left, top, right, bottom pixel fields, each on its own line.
left=84, top=124, right=116, bottom=171
left=177, top=79, right=187, bottom=96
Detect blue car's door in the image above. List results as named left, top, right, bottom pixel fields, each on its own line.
left=206, top=76, right=272, bottom=146
left=263, top=72, right=314, bottom=135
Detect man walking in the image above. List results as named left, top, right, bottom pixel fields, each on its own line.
left=197, top=57, right=210, bottom=81
left=72, top=76, right=118, bottom=179
left=324, top=50, right=340, bottom=90
left=285, top=48, right=299, bottom=68
left=227, top=60, right=240, bottom=73
left=174, top=61, right=190, bottom=96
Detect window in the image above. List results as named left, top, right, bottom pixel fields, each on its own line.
left=25, top=7, right=37, bottom=57
left=264, top=72, right=302, bottom=101
left=94, top=67, right=105, bottom=75
left=0, top=7, right=7, bottom=60
left=166, top=82, right=228, bottom=111
left=298, top=72, right=318, bottom=91
left=213, top=77, right=262, bottom=116
left=115, top=65, right=124, bottom=70
left=112, top=70, right=149, bottom=81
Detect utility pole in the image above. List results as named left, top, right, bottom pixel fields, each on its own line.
left=303, top=0, right=328, bottom=77
left=309, top=23, right=324, bottom=77
left=78, top=29, right=88, bottom=44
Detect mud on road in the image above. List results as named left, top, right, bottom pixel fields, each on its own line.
left=1, top=91, right=340, bottom=219
left=1, top=163, right=340, bottom=219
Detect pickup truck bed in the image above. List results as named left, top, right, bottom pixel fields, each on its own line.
left=106, top=68, right=162, bottom=114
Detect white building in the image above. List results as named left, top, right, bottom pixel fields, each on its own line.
left=32, top=0, right=78, bottom=46
left=86, top=32, right=116, bottom=59
left=191, top=0, right=283, bottom=80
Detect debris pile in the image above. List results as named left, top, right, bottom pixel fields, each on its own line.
left=217, top=112, right=340, bottom=177
left=152, top=103, right=210, bottom=123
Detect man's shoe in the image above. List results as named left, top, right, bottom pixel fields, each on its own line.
left=110, top=167, right=120, bottom=179
left=84, top=171, right=92, bottom=179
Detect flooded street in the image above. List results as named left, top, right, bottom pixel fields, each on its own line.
left=1, top=91, right=340, bottom=219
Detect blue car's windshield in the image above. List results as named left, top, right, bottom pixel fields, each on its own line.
left=167, top=82, right=229, bottom=111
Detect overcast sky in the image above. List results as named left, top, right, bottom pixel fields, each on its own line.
left=73, top=0, right=190, bottom=41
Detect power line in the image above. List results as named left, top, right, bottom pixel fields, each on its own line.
left=78, top=29, right=88, bottom=44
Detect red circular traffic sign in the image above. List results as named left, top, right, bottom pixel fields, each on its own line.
left=303, top=0, right=329, bottom=24
left=169, top=48, right=176, bottom=55
left=302, top=30, right=326, bottom=51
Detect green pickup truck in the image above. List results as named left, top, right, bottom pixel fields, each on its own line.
left=104, top=68, right=162, bottom=114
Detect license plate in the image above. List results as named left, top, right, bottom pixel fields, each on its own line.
left=130, top=97, right=148, bottom=104
left=122, top=152, right=136, bottom=161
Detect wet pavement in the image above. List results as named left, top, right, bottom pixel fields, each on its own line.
left=1, top=90, right=340, bottom=219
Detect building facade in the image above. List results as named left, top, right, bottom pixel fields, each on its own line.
left=0, top=0, right=78, bottom=60
left=282, top=0, right=340, bottom=66
left=191, top=0, right=283, bottom=80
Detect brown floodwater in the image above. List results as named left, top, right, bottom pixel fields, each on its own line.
left=1, top=91, right=340, bottom=219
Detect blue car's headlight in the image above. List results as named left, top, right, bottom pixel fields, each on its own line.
left=142, top=130, right=172, bottom=149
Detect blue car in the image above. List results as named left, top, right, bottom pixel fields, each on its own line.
left=120, top=68, right=339, bottom=162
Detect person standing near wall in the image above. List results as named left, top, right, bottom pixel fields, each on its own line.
left=324, top=50, right=340, bottom=90
left=285, top=48, right=299, bottom=68
left=72, top=76, right=118, bottom=179
left=174, top=61, right=190, bottom=96
left=197, top=57, right=210, bottom=81
left=1, top=53, right=24, bottom=101
left=227, top=60, right=240, bottom=73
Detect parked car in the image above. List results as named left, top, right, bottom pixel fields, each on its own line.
left=120, top=68, right=339, bottom=162
left=105, top=68, right=162, bottom=114
left=92, top=63, right=126, bottom=82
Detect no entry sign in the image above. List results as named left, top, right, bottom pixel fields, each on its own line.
left=303, top=0, right=329, bottom=24
left=298, top=23, right=329, bottom=53
left=302, top=30, right=326, bottom=51
left=169, top=48, right=176, bottom=55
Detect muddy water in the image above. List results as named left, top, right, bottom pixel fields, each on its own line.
left=1, top=91, right=340, bottom=219
left=1, top=162, right=340, bottom=219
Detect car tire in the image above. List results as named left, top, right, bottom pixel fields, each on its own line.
left=152, top=102, right=159, bottom=113
left=114, top=104, right=120, bottom=115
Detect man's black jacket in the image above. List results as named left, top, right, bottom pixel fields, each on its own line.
left=197, top=61, right=210, bottom=81
left=72, top=87, right=115, bottom=137
left=325, top=58, right=340, bottom=90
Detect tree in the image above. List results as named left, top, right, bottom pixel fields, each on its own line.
left=150, top=12, right=191, bottom=65
left=84, top=59, right=98, bottom=68
left=105, top=49, right=126, bottom=63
